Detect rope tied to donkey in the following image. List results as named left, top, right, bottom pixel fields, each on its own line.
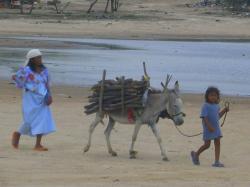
left=175, top=101, right=230, bottom=138
left=220, top=101, right=230, bottom=127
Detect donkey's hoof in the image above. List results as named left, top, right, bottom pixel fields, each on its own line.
left=129, top=150, right=138, bottom=159
left=83, top=145, right=90, bottom=153
left=110, top=151, right=118, bottom=157
left=162, top=157, right=169, bottom=161
left=129, top=150, right=138, bottom=155
left=130, top=155, right=136, bottom=159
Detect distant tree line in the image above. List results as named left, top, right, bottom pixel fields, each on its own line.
left=16, top=0, right=121, bottom=14
left=87, top=0, right=121, bottom=13
left=216, top=0, right=250, bottom=11
left=18, top=0, right=69, bottom=14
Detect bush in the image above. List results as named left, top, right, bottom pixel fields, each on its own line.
left=219, top=0, right=250, bottom=11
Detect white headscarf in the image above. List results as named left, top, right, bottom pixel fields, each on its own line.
left=24, top=49, right=42, bottom=66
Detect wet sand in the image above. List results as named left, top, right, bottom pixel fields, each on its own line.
left=0, top=79, right=250, bottom=187
left=0, top=38, right=90, bottom=49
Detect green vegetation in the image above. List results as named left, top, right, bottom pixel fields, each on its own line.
left=219, top=0, right=250, bottom=11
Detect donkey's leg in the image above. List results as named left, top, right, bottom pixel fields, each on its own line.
left=150, top=123, right=168, bottom=161
left=104, top=117, right=117, bottom=156
left=129, top=123, right=141, bottom=159
left=84, top=113, right=103, bottom=153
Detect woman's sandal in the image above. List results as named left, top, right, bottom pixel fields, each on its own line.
left=191, top=151, right=200, bottom=165
left=12, top=131, right=20, bottom=149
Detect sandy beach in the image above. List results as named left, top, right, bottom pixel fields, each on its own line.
left=1, top=0, right=250, bottom=40
left=1, top=0, right=250, bottom=186
left=0, top=79, right=250, bottom=187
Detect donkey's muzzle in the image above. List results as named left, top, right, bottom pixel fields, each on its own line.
left=173, top=117, right=184, bottom=126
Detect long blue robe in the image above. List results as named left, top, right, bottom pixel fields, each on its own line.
left=14, top=66, right=56, bottom=136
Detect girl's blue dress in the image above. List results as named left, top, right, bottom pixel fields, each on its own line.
left=200, top=103, right=222, bottom=141
left=14, top=66, right=56, bottom=136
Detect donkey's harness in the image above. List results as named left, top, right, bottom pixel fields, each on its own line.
left=160, top=102, right=230, bottom=138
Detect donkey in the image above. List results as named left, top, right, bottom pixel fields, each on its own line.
left=84, top=77, right=185, bottom=161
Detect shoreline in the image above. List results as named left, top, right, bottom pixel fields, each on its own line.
left=1, top=34, right=250, bottom=43
left=1, top=37, right=249, bottom=97
left=1, top=79, right=249, bottom=101
left=2, top=78, right=250, bottom=98
left=1, top=36, right=250, bottom=54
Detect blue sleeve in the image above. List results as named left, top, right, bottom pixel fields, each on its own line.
left=200, top=104, right=208, bottom=118
left=13, top=67, right=29, bottom=89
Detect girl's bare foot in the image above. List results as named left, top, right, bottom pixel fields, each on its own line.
left=12, top=131, right=20, bottom=149
left=34, top=145, right=48, bottom=151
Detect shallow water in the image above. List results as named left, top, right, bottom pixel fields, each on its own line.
left=0, top=37, right=250, bottom=96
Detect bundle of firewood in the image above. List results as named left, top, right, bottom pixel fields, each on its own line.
left=84, top=73, right=149, bottom=115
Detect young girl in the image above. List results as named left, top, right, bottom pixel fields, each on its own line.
left=11, top=49, right=56, bottom=151
left=191, top=87, right=229, bottom=167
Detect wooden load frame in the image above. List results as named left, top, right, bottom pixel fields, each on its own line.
left=85, top=62, right=150, bottom=115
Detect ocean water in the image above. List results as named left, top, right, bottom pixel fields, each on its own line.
left=0, top=37, right=250, bottom=96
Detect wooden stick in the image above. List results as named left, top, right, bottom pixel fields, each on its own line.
left=143, top=62, right=150, bottom=87
left=87, top=0, right=98, bottom=13
left=121, top=76, right=125, bottom=114
left=99, top=70, right=106, bottom=113
left=143, top=62, right=149, bottom=78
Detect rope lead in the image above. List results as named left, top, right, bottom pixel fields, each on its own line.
left=175, top=101, right=230, bottom=138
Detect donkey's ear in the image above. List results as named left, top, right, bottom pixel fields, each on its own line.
left=161, top=82, right=165, bottom=89
left=175, top=81, right=180, bottom=93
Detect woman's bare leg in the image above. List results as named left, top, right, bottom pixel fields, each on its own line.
left=34, top=134, right=48, bottom=151
left=12, top=131, right=21, bottom=149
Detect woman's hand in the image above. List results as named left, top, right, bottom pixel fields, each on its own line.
left=46, top=96, right=53, bottom=106
left=12, top=75, right=16, bottom=81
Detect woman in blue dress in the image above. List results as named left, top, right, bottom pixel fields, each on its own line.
left=191, top=87, right=229, bottom=167
left=12, top=49, right=56, bottom=151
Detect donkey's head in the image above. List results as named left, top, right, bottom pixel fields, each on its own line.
left=161, top=75, right=185, bottom=126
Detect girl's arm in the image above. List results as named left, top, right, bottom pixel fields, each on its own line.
left=202, top=117, right=215, bottom=132
left=219, top=107, right=229, bottom=118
